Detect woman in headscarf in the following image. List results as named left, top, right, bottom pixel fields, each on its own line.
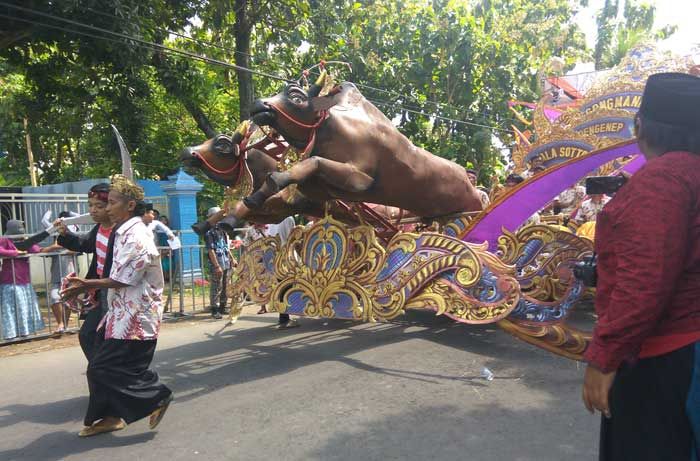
left=0, top=219, right=45, bottom=339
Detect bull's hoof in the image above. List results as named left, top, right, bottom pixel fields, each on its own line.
left=191, top=220, right=212, bottom=236
left=243, top=192, right=266, bottom=210
left=265, top=172, right=284, bottom=194
left=218, top=214, right=243, bottom=236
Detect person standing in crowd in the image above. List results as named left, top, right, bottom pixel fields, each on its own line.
left=553, top=182, right=586, bottom=217
left=143, top=205, right=175, bottom=241
left=143, top=206, right=176, bottom=283
left=574, top=194, right=610, bottom=225
left=582, top=73, right=700, bottom=460
left=44, top=212, right=78, bottom=334
left=0, top=220, right=45, bottom=340
left=466, top=168, right=490, bottom=209
left=55, top=183, right=114, bottom=360
left=205, top=207, right=235, bottom=319
left=62, top=174, right=171, bottom=437
left=266, top=216, right=299, bottom=329
left=157, top=215, right=174, bottom=281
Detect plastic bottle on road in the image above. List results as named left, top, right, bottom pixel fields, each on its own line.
left=481, top=367, right=494, bottom=381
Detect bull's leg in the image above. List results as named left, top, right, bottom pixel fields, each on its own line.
left=244, top=157, right=373, bottom=209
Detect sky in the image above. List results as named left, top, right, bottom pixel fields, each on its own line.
left=575, top=0, right=700, bottom=57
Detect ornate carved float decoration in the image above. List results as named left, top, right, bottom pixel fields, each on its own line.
left=513, top=43, right=693, bottom=173
left=222, top=44, right=696, bottom=363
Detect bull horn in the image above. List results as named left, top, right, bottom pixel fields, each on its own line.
left=231, top=120, right=251, bottom=144
left=237, top=120, right=251, bottom=135
left=308, top=70, right=327, bottom=98
left=315, top=70, right=327, bottom=87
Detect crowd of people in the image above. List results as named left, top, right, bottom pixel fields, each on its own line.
left=467, top=167, right=611, bottom=237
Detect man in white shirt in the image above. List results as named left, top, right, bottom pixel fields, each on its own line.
left=143, top=204, right=175, bottom=241
left=267, top=216, right=298, bottom=329
left=63, top=175, right=172, bottom=437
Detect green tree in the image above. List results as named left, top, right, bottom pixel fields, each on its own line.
left=593, top=0, right=676, bottom=70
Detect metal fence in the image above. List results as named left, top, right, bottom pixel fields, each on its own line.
left=0, top=192, right=168, bottom=237
left=0, top=240, right=217, bottom=345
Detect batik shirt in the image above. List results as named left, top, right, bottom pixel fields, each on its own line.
left=205, top=226, right=231, bottom=270
left=574, top=196, right=610, bottom=223
left=556, top=185, right=586, bottom=215
left=99, top=216, right=164, bottom=340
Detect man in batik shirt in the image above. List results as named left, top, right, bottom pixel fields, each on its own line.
left=574, top=194, right=610, bottom=224
left=63, top=174, right=172, bottom=437
left=553, top=183, right=586, bottom=216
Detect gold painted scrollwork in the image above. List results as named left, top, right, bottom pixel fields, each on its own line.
left=497, top=224, right=593, bottom=301
left=270, top=215, right=385, bottom=321
left=497, top=318, right=590, bottom=361
left=229, top=235, right=280, bottom=305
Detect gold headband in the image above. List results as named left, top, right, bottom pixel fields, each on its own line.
left=110, top=174, right=145, bottom=201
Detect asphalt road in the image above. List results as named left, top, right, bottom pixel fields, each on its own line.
left=0, top=310, right=599, bottom=461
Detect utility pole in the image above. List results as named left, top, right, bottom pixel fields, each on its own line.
left=23, top=117, right=38, bottom=187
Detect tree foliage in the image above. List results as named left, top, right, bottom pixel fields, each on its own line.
left=593, top=0, right=676, bottom=70
left=0, top=0, right=672, bottom=198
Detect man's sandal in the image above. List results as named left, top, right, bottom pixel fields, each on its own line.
left=149, top=395, right=173, bottom=430
left=78, top=419, right=126, bottom=437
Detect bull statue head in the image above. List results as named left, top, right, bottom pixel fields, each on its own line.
left=250, top=71, right=337, bottom=148
left=180, top=121, right=249, bottom=186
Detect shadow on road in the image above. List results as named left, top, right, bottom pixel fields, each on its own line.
left=308, top=402, right=596, bottom=461
left=154, top=309, right=582, bottom=404
left=0, top=430, right=156, bottom=461
left=0, top=397, right=86, bottom=429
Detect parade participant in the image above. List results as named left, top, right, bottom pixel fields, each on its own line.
left=574, top=194, right=610, bottom=225
left=56, top=183, right=114, bottom=360
left=62, top=174, right=172, bottom=437
left=143, top=204, right=175, bottom=241
left=204, top=206, right=235, bottom=319
left=553, top=182, right=586, bottom=216
left=267, top=216, right=299, bottom=329
left=582, top=73, right=700, bottom=460
left=44, top=213, right=77, bottom=334
left=466, top=168, right=489, bottom=208
left=0, top=220, right=45, bottom=340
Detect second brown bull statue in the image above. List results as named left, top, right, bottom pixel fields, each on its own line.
left=184, top=71, right=483, bottom=234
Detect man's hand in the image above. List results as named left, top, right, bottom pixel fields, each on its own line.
left=213, top=265, right=223, bottom=277
left=582, top=364, right=617, bottom=418
left=53, top=219, right=68, bottom=235
left=61, top=277, right=90, bottom=300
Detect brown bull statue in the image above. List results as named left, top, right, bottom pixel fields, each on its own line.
left=181, top=125, right=407, bottom=234
left=181, top=131, right=322, bottom=232
left=184, top=72, right=482, bottom=234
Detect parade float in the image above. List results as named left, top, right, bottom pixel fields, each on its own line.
left=182, top=44, right=696, bottom=361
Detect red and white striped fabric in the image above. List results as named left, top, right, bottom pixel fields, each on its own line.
left=95, top=224, right=111, bottom=277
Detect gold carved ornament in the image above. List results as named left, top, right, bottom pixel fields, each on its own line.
left=229, top=235, right=281, bottom=306
left=270, top=215, right=385, bottom=321
left=377, top=234, right=521, bottom=324
left=498, top=224, right=593, bottom=302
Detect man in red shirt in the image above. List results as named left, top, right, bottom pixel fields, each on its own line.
left=582, top=72, right=700, bottom=460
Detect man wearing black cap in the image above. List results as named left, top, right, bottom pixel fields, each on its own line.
left=582, top=72, right=700, bottom=460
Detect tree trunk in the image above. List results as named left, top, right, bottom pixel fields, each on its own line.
left=151, top=51, right=217, bottom=138
left=234, top=0, right=255, bottom=121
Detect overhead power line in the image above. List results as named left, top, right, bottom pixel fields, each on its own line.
left=2, top=3, right=515, bottom=134
left=0, top=2, right=289, bottom=82
left=45, top=2, right=519, bottom=125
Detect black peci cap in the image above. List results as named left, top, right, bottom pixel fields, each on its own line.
left=639, top=72, right=700, bottom=131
